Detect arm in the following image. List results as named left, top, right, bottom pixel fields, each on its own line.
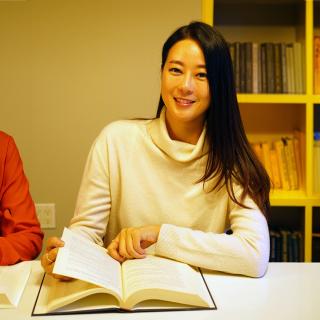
left=109, top=192, right=269, bottom=278
left=41, top=131, right=111, bottom=277
left=68, top=133, right=111, bottom=246
left=155, top=195, right=269, bottom=278
left=0, top=137, right=43, bottom=265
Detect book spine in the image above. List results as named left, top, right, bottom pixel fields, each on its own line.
left=270, top=148, right=282, bottom=189
left=281, top=43, right=288, bottom=93
left=286, top=138, right=299, bottom=189
left=293, top=137, right=303, bottom=190
left=286, top=44, right=294, bottom=93
left=245, top=42, right=253, bottom=93
left=293, top=42, right=303, bottom=94
left=252, top=142, right=264, bottom=166
left=261, top=43, right=267, bottom=93
left=262, top=142, right=274, bottom=183
left=269, top=230, right=276, bottom=262
left=252, top=43, right=259, bottom=94
left=266, top=43, right=275, bottom=93
left=274, top=140, right=290, bottom=190
left=240, top=42, right=246, bottom=93
left=274, top=43, right=282, bottom=93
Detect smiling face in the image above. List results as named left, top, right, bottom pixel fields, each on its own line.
left=161, top=39, right=210, bottom=135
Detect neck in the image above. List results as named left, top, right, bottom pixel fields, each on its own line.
left=165, top=117, right=204, bottom=145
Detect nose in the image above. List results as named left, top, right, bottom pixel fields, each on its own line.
left=178, top=72, right=194, bottom=95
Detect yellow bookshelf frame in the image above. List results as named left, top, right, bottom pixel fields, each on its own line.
left=202, top=0, right=320, bottom=262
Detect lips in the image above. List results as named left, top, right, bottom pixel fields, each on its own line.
left=174, top=97, right=196, bottom=106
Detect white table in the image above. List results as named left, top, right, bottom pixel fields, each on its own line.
left=1, top=261, right=320, bottom=320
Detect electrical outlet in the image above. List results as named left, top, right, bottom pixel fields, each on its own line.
left=35, top=203, right=56, bottom=229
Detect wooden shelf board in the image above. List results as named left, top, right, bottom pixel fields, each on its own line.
left=237, top=94, right=308, bottom=104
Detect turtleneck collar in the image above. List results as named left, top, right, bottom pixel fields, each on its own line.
left=147, top=107, right=208, bottom=162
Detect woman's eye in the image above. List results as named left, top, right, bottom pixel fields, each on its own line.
left=169, top=68, right=182, bottom=74
left=197, top=72, right=207, bottom=79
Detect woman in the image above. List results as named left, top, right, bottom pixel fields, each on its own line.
left=0, top=131, right=43, bottom=265
left=42, top=21, right=270, bottom=278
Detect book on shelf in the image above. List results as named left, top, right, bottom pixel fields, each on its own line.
left=274, top=43, right=282, bottom=93
left=32, top=228, right=216, bottom=315
left=274, top=139, right=291, bottom=190
left=261, top=141, right=274, bottom=183
left=0, top=261, right=31, bottom=308
left=269, top=148, right=281, bottom=189
left=293, top=42, right=303, bottom=94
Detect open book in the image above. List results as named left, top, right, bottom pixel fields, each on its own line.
left=32, top=228, right=216, bottom=315
left=0, top=261, right=31, bottom=308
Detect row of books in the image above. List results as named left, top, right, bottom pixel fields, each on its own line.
left=251, top=132, right=304, bottom=190
left=270, top=229, right=303, bottom=262
left=315, top=36, right=320, bottom=94
left=228, top=42, right=304, bottom=94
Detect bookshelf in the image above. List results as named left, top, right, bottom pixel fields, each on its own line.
left=202, top=0, right=320, bottom=262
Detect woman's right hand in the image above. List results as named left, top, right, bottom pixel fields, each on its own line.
left=40, top=236, right=72, bottom=281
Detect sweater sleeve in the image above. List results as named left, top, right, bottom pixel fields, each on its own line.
left=68, top=132, right=111, bottom=246
left=154, top=191, right=270, bottom=278
left=0, top=137, right=43, bottom=265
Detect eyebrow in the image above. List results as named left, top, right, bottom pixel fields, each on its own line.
left=168, top=60, right=206, bottom=69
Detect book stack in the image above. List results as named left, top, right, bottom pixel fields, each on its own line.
left=251, top=132, right=304, bottom=190
left=269, top=229, right=303, bottom=262
left=314, top=36, right=320, bottom=94
left=314, top=132, right=320, bottom=194
left=228, top=42, right=305, bottom=93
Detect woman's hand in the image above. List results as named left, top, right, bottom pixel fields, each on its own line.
left=107, top=225, right=161, bottom=262
left=40, top=237, right=72, bottom=281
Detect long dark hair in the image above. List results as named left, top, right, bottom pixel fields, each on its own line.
left=157, top=21, right=270, bottom=217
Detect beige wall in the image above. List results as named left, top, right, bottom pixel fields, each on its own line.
left=0, top=0, right=200, bottom=254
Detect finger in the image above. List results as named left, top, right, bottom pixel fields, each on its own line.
left=41, top=253, right=51, bottom=270
left=48, top=247, right=60, bottom=263
left=46, top=237, right=65, bottom=252
left=107, top=238, right=125, bottom=262
left=125, top=230, right=145, bottom=259
left=52, top=274, right=73, bottom=281
left=119, top=229, right=132, bottom=259
left=131, top=230, right=145, bottom=256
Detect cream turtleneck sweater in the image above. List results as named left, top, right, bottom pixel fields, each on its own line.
left=69, top=108, right=269, bottom=277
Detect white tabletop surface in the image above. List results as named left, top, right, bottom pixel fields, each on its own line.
left=1, top=261, right=319, bottom=320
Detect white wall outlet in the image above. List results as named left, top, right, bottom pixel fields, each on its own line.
left=35, top=203, right=56, bottom=229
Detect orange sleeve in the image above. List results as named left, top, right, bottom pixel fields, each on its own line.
left=0, top=134, right=44, bottom=265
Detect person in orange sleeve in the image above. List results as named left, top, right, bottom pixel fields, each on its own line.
left=0, top=131, right=43, bottom=265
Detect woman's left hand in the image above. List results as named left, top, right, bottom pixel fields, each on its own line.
left=107, top=225, right=161, bottom=262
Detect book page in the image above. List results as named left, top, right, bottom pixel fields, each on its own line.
left=122, top=255, right=213, bottom=308
left=0, top=261, right=31, bottom=308
left=53, top=228, right=122, bottom=300
left=33, top=274, right=121, bottom=314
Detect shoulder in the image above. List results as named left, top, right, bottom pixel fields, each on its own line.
left=96, top=119, right=151, bottom=145
left=0, top=131, right=17, bottom=156
left=0, top=131, right=12, bottom=146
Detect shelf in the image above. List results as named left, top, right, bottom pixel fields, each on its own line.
left=270, top=190, right=320, bottom=206
left=237, top=94, right=310, bottom=104
left=312, top=95, right=320, bottom=103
